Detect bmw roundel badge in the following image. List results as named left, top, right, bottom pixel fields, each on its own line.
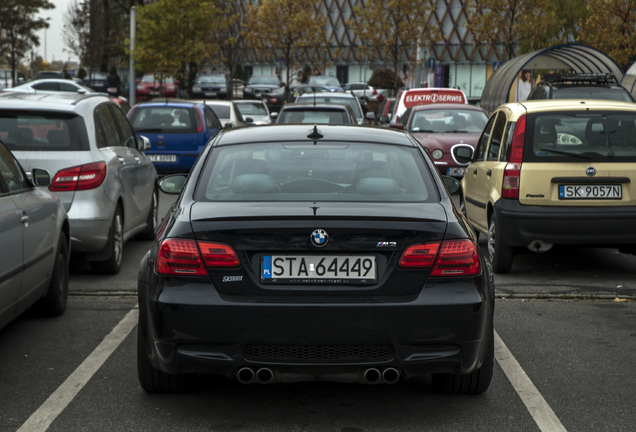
left=586, top=166, right=596, bottom=176
left=311, top=229, right=328, bottom=247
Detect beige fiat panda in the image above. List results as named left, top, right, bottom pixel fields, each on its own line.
left=457, top=99, right=636, bottom=273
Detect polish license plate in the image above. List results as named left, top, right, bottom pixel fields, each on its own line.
left=447, top=167, right=466, bottom=176
left=204, top=92, right=217, bottom=97
left=558, top=184, right=622, bottom=199
left=147, top=154, right=177, bottom=163
left=261, top=255, right=376, bottom=283
left=149, top=91, right=160, bottom=96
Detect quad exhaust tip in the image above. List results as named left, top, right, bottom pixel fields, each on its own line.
left=236, top=367, right=401, bottom=384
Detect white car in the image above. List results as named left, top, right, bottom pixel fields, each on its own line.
left=233, top=99, right=272, bottom=125
left=196, top=100, right=247, bottom=128
left=3, top=79, right=96, bottom=94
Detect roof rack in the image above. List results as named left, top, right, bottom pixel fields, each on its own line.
left=540, top=73, right=618, bottom=85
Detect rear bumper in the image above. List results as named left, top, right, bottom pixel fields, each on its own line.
left=138, top=263, right=494, bottom=382
left=494, top=199, right=636, bottom=246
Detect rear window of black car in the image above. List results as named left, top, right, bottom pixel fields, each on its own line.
left=0, top=111, right=88, bottom=151
left=129, top=107, right=197, bottom=134
left=195, top=141, right=438, bottom=202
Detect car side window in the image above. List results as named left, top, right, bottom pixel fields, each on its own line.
left=473, top=112, right=497, bottom=161
left=205, top=107, right=220, bottom=130
left=110, top=105, right=137, bottom=149
left=0, top=144, right=29, bottom=193
left=94, top=104, right=122, bottom=148
left=499, top=121, right=516, bottom=162
left=487, top=112, right=508, bottom=160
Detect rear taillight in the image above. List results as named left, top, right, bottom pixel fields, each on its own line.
left=195, top=108, right=204, bottom=133
left=502, top=115, right=526, bottom=199
left=154, top=239, right=240, bottom=276
left=399, top=239, right=480, bottom=276
left=50, top=161, right=107, bottom=191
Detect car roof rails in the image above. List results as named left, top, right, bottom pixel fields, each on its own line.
left=540, top=73, right=618, bottom=85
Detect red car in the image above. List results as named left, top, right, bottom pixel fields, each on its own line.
left=136, top=74, right=179, bottom=101
left=403, top=103, right=488, bottom=177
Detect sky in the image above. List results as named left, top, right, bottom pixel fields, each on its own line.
left=37, top=0, right=75, bottom=63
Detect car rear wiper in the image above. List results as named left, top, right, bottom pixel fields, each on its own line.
left=538, top=147, right=592, bottom=160
left=135, top=128, right=163, bottom=133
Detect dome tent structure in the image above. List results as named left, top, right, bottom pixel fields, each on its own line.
left=481, top=44, right=625, bottom=114
left=621, top=62, right=636, bottom=100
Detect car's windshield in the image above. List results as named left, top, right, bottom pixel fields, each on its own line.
left=0, top=112, right=88, bottom=151
left=236, top=102, right=267, bottom=116
left=130, top=107, right=196, bottom=133
left=248, top=76, right=279, bottom=85
left=196, top=142, right=436, bottom=202
left=309, top=76, right=340, bottom=87
left=527, top=111, right=636, bottom=161
left=298, top=95, right=361, bottom=118
left=141, top=75, right=174, bottom=84
left=277, top=108, right=351, bottom=124
left=409, top=109, right=487, bottom=133
left=553, top=87, right=634, bottom=102
left=196, top=75, right=225, bottom=84
left=208, top=105, right=231, bottom=119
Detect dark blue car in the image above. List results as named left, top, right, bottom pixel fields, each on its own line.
left=127, top=100, right=222, bottom=174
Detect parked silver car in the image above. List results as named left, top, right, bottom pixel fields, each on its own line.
left=0, top=139, right=70, bottom=330
left=0, top=92, right=158, bottom=274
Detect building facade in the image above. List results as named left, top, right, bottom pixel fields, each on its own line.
left=242, top=0, right=508, bottom=98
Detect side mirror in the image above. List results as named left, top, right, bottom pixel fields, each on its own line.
left=365, top=112, right=376, bottom=120
left=138, top=135, right=151, bottom=151
left=442, top=176, right=462, bottom=195
left=378, top=114, right=389, bottom=124
left=158, top=174, right=188, bottom=195
left=245, top=117, right=254, bottom=124
left=453, top=146, right=474, bottom=164
left=31, top=168, right=51, bottom=187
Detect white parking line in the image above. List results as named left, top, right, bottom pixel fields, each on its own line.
left=495, top=330, right=568, bottom=432
left=17, top=306, right=139, bottom=432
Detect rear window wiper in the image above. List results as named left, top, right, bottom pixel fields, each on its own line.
left=538, top=147, right=592, bottom=160
left=135, top=128, right=163, bottom=133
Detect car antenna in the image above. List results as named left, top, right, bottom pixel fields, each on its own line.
left=307, top=124, right=323, bottom=143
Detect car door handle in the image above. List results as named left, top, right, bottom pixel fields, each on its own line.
left=473, top=169, right=477, bottom=175
left=21, top=213, right=29, bottom=227
left=486, top=169, right=492, bottom=176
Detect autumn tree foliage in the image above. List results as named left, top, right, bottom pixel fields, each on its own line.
left=349, top=0, right=440, bottom=88
left=243, top=0, right=327, bottom=95
left=134, top=0, right=221, bottom=94
left=580, top=0, right=636, bottom=71
left=464, top=0, right=561, bottom=59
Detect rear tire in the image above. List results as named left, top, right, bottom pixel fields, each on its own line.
left=488, top=213, right=513, bottom=273
left=36, top=232, right=69, bottom=317
left=137, top=324, right=190, bottom=393
left=91, top=206, right=124, bottom=274
left=432, top=324, right=494, bottom=395
left=137, top=188, right=158, bottom=241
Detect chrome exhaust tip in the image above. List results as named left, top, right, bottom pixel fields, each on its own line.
left=256, top=368, right=274, bottom=384
left=236, top=367, right=255, bottom=384
left=363, top=368, right=382, bottom=384
left=382, top=368, right=400, bottom=384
